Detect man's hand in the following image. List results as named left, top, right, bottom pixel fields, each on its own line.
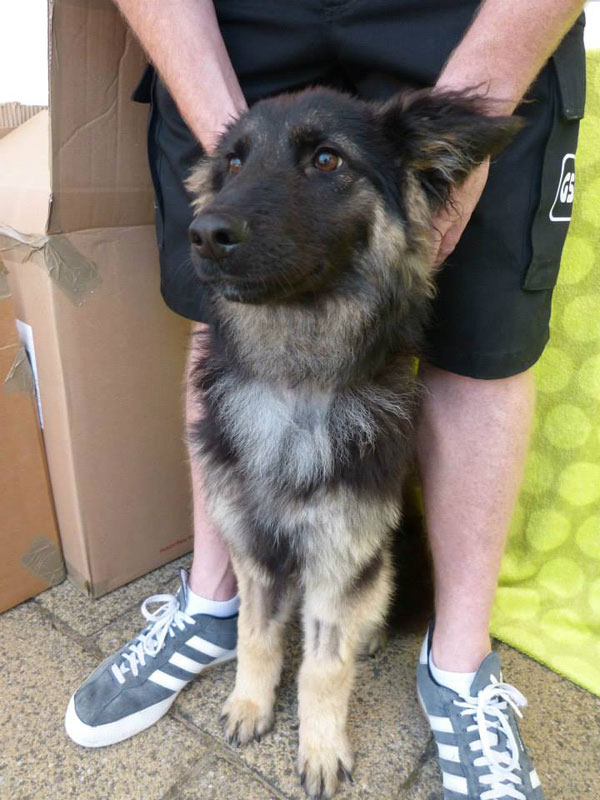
left=431, top=0, right=585, bottom=268
left=430, top=158, right=490, bottom=269
left=114, top=0, right=246, bottom=152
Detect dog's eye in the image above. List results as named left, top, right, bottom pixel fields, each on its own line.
left=228, top=156, right=243, bottom=175
left=313, top=149, right=343, bottom=172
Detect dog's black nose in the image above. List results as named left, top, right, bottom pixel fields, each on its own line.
left=189, top=213, right=249, bottom=260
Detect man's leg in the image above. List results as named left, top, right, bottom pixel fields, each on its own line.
left=185, top=322, right=236, bottom=601
left=415, top=362, right=535, bottom=671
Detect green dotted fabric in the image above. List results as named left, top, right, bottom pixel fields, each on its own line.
left=490, top=52, right=600, bottom=697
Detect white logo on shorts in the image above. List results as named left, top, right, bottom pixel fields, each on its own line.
left=549, top=153, right=575, bottom=222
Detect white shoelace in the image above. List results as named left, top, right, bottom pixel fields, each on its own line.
left=111, top=594, right=195, bottom=685
left=454, top=675, right=528, bottom=800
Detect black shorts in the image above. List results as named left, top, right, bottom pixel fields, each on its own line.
left=133, top=1, right=586, bottom=379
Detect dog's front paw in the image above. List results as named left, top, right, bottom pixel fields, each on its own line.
left=298, top=737, right=353, bottom=799
left=220, top=692, right=274, bottom=746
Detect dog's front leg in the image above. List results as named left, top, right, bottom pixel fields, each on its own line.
left=221, top=558, right=295, bottom=745
left=298, top=551, right=392, bottom=799
left=297, top=594, right=356, bottom=799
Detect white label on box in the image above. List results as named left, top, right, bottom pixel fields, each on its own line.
left=16, top=319, right=43, bottom=428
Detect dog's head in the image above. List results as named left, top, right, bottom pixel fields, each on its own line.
left=187, top=87, right=520, bottom=304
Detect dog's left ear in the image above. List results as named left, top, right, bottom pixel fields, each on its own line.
left=377, top=89, right=523, bottom=210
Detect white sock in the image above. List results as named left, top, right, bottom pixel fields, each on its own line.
left=185, top=584, right=240, bottom=618
left=429, top=652, right=477, bottom=698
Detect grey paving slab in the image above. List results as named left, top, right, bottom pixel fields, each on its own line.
left=496, top=642, right=600, bottom=800
left=0, top=599, right=225, bottom=800
left=402, top=743, right=443, bottom=800
left=35, top=553, right=192, bottom=638
left=161, top=748, right=283, bottom=800
left=10, top=553, right=600, bottom=800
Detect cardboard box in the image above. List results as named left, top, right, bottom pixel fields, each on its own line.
left=0, top=0, right=193, bottom=597
left=0, top=289, right=64, bottom=613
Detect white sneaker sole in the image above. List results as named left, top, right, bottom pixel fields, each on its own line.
left=65, top=650, right=236, bottom=748
left=65, top=693, right=178, bottom=747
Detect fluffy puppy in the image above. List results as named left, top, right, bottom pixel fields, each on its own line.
left=185, top=87, right=519, bottom=799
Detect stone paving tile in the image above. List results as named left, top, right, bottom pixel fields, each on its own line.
left=161, top=748, right=283, bottom=800
left=496, top=642, right=600, bottom=800
left=35, top=553, right=192, bottom=639
left=164, top=621, right=432, bottom=800
left=15, top=555, right=600, bottom=800
left=14, top=555, right=600, bottom=800
left=0, top=599, right=216, bottom=800
left=401, top=742, right=443, bottom=800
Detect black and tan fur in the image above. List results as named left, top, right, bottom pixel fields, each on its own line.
left=185, top=87, right=519, bottom=799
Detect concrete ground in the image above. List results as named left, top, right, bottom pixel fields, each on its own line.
left=2, top=553, right=599, bottom=800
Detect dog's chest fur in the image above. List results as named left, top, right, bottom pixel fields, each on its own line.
left=202, top=370, right=405, bottom=583
left=214, top=376, right=336, bottom=489
left=196, top=291, right=423, bottom=581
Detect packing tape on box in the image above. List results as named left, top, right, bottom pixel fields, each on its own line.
left=21, top=534, right=66, bottom=587
left=3, top=345, right=34, bottom=393
left=0, top=225, right=101, bottom=304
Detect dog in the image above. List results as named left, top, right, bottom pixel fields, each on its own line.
left=185, top=86, right=519, bottom=799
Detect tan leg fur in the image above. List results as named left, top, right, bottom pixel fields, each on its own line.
left=297, top=548, right=393, bottom=799
left=221, top=557, right=296, bottom=745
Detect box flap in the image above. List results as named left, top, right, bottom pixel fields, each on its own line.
left=0, top=111, right=51, bottom=234
left=48, top=0, right=154, bottom=233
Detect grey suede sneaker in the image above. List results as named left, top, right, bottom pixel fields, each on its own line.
left=417, top=625, right=545, bottom=800
left=65, top=568, right=237, bottom=747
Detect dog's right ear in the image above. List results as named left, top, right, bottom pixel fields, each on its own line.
left=377, top=89, right=523, bottom=210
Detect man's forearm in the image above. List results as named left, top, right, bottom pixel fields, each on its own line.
left=437, top=0, right=585, bottom=114
left=115, top=0, right=246, bottom=151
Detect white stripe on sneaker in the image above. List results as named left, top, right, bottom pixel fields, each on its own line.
left=437, top=742, right=460, bottom=763
left=428, top=714, right=454, bottom=733
left=169, top=652, right=208, bottom=674
left=442, top=772, right=468, bottom=795
left=148, top=669, right=188, bottom=691
left=530, top=769, right=541, bottom=789
left=186, top=635, right=229, bottom=659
